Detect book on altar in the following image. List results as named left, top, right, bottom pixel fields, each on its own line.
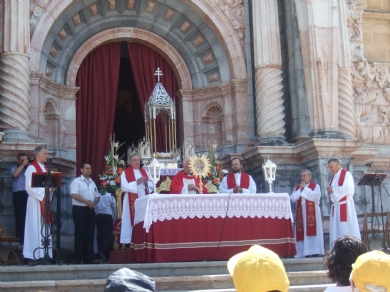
left=183, top=178, right=196, bottom=194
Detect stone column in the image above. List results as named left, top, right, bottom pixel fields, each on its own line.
left=252, top=0, right=286, bottom=144
left=0, top=0, right=31, bottom=142
left=338, top=0, right=356, bottom=139
left=295, top=0, right=339, bottom=136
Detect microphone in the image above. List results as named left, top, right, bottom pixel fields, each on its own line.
left=366, top=163, right=373, bottom=167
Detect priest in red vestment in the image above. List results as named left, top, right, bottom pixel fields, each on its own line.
left=120, top=155, right=153, bottom=244
left=170, top=158, right=208, bottom=194
left=219, top=158, right=256, bottom=193
left=290, top=169, right=324, bottom=258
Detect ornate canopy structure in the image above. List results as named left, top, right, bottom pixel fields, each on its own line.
left=145, top=68, right=177, bottom=154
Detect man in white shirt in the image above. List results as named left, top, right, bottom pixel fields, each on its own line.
left=70, top=162, right=100, bottom=264
left=219, top=158, right=256, bottom=194
left=120, top=155, right=153, bottom=244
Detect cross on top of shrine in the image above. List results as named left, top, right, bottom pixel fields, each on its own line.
left=155, top=68, right=163, bottom=82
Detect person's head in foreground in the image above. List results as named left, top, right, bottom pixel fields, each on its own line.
left=350, top=250, right=390, bottom=292
left=323, top=235, right=368, bottom=287
left=227, top=245, right=289, bottom=292
left=104, top=268, right=155, bottom=292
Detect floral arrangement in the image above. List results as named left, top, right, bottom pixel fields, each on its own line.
left=99, top=135, right=126, bottom=195
left=203, top=140, right=227, bottom=190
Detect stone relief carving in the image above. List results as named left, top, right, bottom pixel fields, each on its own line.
left=212, top=0, right=245, bottom=50
left=347, top=0, right=390, bottom=143
left=30, top=0, right=52, bottom=35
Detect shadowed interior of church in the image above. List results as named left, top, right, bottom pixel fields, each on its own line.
left=112, top=42, right=144, bottom=162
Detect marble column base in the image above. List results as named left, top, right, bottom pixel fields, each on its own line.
left=257, top=135, right=289, bottom=146
left=2, top=130, right=34, bottom=142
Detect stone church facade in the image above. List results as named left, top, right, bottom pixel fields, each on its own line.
left=1, top=0, right=390, bottom=247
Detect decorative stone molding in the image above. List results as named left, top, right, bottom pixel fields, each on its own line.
left=180, top=21, right=191, bottom=33
left=163, top=9, right=175, bottom=21
left=347, top=0, right=390, bottom=143
left=146, top=2, right=156, bottom=13
left=212, top=0, right=245, bottom=51
left=108, top=0, right=116, bottom=11
left=30, top=0, right=52, bottom=36
left=89, top=4, right=98, bottom=16
left=193, top=36, right=205, bottom=47
left=127, top=0, right=136, bottom=10
left=65, top=28, right=192, bottom=90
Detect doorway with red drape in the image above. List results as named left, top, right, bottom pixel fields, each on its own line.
left=75, top=43, right=121, bottom=182
left=75, top=42, right=179, bottom=181
left=127, top=42, right=178, bottom=153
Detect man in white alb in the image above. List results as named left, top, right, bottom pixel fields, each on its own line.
left=290, top=169, right=324, bottom=257
left=120, top=155, right=153, bottom=244
left=219, top=158, right=256, bottom=194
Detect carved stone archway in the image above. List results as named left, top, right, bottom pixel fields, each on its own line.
left=65, top=28, right=192, bottom=90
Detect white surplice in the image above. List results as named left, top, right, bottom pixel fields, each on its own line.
left=328, top=169, right=360, bottom=246
left=23, top=162, right=52, bottom=259
left=290, top=183, right=325, bottom=257
left=120, top=169, right=153, bottom=244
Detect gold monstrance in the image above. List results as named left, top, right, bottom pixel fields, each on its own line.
left=188, top=154, right=211, bottom=194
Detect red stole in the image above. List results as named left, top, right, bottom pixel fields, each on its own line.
left=125, top=166, right=149, bottom=226
left=295, top=182, right=317, bottom=241
left=226, top=172, right=250, bottom=189
left=31, top=160, right=54, bottom=225
left=329, top=168, right=348, bottom=222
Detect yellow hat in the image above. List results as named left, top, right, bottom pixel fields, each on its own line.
left=351, top=250, right=390, bottom=292
left=227, top=245, right=289, bottom=292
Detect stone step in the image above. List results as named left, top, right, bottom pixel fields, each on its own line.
left=0, top=257, right=326, bottom=282
left=0, top=271, right=332, bottom=291
left=0, top=279, right=334, bottom=292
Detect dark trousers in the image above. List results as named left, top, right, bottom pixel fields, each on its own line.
left=96, top=213, right=114, bottom=260
left=13, top=191, right=28, bottom=244
left=72, top=205, right=95, bottom=263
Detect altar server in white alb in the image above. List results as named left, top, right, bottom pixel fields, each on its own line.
left=219, top=158, right=256, bottom=194
left=290, top=169, right=324, bottom=258
left=23, top=146, right=53, bottom=261
left=326, top=159, right=360, bottom=246
left=120, top=155, right=153, bottom=244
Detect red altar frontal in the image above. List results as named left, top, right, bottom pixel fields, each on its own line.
left=110, top=193, right=296, bottom=263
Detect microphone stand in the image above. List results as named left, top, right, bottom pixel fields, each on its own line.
left=30, top=158, right=62, bottom=265
left=368, top=164, right=390, bottom=254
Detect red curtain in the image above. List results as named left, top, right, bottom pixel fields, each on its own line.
left=75, top=43, right=121, bottom=182
left=127, top=42, right=178, bottom=152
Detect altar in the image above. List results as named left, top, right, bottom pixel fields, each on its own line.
left=111, top=193, right=296, bottom=263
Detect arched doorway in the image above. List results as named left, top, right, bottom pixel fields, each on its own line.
left=75, top=41, right=179, bottom=180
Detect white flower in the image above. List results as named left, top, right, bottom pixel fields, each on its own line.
left=110, top=181, right=116, bottom=186
left=104, top=156, right=110, bottom=161
left=113, top=155, right=118, bottom=160
left=222, top=169, right=228, bottom=174
left=113, top=141, right=119, bottom=148
left=100, top=175, right=107, bottom=180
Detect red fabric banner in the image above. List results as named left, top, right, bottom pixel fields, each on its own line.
left=75, top=42, right=121, bottom=183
